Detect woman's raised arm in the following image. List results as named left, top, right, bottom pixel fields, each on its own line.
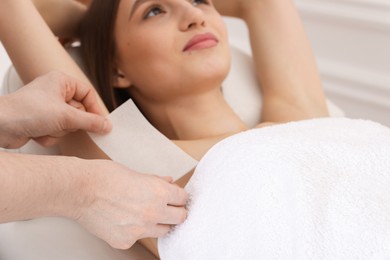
left=0, top=0, right=93, bottom=89
left=214, top=0, right=329, bottom=123
left=0, top=0, right=109, bottom=158
left=32, top=0, right=87, bottom=38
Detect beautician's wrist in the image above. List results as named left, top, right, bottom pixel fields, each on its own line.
left=56, top=157, right=96, bottom=221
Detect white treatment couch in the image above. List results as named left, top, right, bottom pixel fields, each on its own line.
left=0, top=18, right=344, bottom=260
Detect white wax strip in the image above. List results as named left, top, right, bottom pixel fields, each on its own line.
left=89, top=99, right=197, bottom=180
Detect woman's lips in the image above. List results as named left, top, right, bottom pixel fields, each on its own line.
left=183, top=32, right=219, bottom=52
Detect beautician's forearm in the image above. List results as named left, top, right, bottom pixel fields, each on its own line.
left=242, top=0, right=329, bottom=121
left=0, top=151, right=88, bottom=223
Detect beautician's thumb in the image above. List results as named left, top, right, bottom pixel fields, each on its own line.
left=68, top=109, right=112, bottom=134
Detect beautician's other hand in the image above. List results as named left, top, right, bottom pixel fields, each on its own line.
left=75, top=160, right=188, bottom=250
left=0, top=71, right=111, bottom=148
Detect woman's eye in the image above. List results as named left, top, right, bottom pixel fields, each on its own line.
left=192, top=0, right=209, bottom=6
left=144, top=6, right=163, bottom=19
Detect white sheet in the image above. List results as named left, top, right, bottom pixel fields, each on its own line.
left=159, top=117, right=390, bottom=259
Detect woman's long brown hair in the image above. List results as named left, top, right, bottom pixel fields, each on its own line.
left=79, top=0, right=129, bottom=112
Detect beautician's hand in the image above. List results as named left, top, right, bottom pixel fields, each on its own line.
left=75, top=160, right=188, bottom=250
left=0, top=71, right=111, bottom=149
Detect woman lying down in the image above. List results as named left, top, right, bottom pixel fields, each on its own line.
left=78, top=0, right=390, bottom=257
left=10, top=0, right=390, bottom=258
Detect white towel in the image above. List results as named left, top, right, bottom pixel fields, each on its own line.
left=158, top=118, right=390, bottom=259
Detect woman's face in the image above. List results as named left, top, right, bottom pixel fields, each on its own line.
left=114, top=0, right=231, bottom=102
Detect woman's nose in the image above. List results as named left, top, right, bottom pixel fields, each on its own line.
left=178, top=3, right=206, bottom=31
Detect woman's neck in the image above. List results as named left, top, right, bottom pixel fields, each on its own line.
left=133, top=88, right=247, bottom=140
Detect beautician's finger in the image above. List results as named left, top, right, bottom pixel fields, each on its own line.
left=65, top=77, right=106, bottom=116
left=167, top=186, right=188, bottom=207
left=34, top=136, right=61, bottom=147
left=68, top=99, right=86, bottom=111
left=159, top=176, right=174, bottom=183
left=60, top=98, right=108, bottom=134
left=145, top=224, right=172, bottom=238
left=65, top=107, right=112, bottom=134
left=160, top=206, right=188, bottom=225
left=40, top=130, right=71, bottom=140
left=4, top=138, right=29, bottom=149
left=34, top=129, right=80, bottom=147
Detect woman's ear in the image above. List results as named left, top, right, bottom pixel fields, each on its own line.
left=113, top=69, right=132, bottom=88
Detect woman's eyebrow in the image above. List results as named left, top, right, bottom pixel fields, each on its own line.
left=129, top=0, right=150, bottom=20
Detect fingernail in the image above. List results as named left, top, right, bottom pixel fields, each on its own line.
left=102, top=118, right=112, bottom=133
